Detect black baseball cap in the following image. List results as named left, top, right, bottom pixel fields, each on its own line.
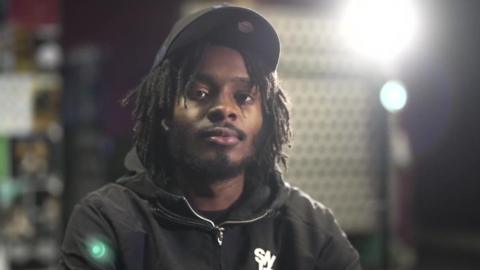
left=151, top=4, right=280, bottom=73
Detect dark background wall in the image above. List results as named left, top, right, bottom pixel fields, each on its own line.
left=63, top=0, right=181, bottom=137
left=61, top=0, right=182, bottom=224
left=399, top=1, right=480, bottom=267
left=400, top=0, right=480, bottom=231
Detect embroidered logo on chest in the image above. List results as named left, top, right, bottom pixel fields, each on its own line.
left=254, top=248, right=276, bottom=270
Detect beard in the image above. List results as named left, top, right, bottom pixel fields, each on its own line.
left=167, top=125, right=256, bottom=186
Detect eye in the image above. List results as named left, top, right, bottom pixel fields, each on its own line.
left=187, top=88, right=209, bottom=101
left=235, top=92, right=255, bottom=105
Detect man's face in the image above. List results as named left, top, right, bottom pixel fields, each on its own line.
left=168, top=45, right=264, bottom=180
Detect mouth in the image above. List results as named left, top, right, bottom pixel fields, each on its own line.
left=199, top=126, right=244, bottom=146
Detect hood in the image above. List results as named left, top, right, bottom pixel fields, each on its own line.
left=124, top=147, right=146, bottom=174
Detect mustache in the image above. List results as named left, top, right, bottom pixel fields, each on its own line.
left=198, top=124, right=246, bottom=140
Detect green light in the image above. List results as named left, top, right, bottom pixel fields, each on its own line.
left=91, top=242, right=106, bottom=258
left=86, top=238, right=111, bottom=262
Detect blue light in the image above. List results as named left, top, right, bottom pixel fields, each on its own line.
left=380, top=80, right=408, bottom=112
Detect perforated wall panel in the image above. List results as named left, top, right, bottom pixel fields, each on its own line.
left=282, top=78, right=382, bottom=232
left=265, top=9, right=383, bottom=233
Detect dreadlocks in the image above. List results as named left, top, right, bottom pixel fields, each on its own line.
left=123, top=41, right=291, bottom=185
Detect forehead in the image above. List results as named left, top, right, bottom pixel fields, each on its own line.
left=196, top=45, right=249, bottom=78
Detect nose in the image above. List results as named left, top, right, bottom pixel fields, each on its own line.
left=207, top=96, right=238, bottom=123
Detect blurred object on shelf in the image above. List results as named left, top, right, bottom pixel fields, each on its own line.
left=0, top=75, right=34, bottom=136
left=13, top=138, right=50, bottom=177
left=3, top=204, right=35, bottom=241
left=12, top=27, right=35, bottom=71
left=1, top=7, right=62, bottom=72
left=8, top=0, right=60, bottom=30
left=32, top=74, right=62, bottom=134
left=34, top=25, right=62, bottom=71
left=0, top=137, right=10, bottom=184
left=0, top=135, right=63, bottom=268
left=14, top=25, right=62, bottom=72
left=0, top=74, right=62, bottom=137
left=1, top=1, right=63, bottom=268
left=0, top=25, right=14, bottom=71
left=35, top=40, right=62, bottom=70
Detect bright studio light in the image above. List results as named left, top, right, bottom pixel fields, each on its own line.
left=340, top=0, right=418, bottom=63
left=380, top=80, right=408, bottom=112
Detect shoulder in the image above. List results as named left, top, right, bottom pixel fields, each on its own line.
left=278, top=184, right=361, bottom=269
left=80, top=182, right=137, bottom=207
left=73, top=178, right=151, bottom=229
left=78, top=183, right=137, bottom=212
left=280, top=184, right=337, bottom=229
left=61, top=181, right=147, bottom=269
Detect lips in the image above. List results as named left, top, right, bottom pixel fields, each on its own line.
left=200, top=126, right=243, bottom=146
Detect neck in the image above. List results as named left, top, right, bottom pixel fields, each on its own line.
left=176, top=170, right=245, bottom=211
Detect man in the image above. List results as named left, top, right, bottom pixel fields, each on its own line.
left=60, top=4, right=361, bottom=270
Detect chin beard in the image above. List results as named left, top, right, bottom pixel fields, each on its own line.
left=181, top=151, right=252, bottom=183
left=167, top=126, right=254, bottom=185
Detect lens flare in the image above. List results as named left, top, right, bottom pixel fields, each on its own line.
left=86, top=238, right=112, bottom=263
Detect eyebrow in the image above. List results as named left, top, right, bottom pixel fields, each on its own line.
left=193, top=73, right=252, bottom=87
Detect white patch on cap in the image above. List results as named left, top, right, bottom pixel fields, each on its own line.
left=238, top=20, right=254, bottom=33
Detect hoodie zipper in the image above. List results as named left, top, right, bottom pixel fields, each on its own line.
left=219, top=210, right=272, bottom=227
left=182, top=197, right=273, bottom=245
left=152, top=198, right=272, bottom=270
left=154, top=197, right=272, bottom=246
left=181, top=197, right=227, bottom=245
left=182, top=198, right=272, bottom=270
left=215, top=210, right=272, bottom=247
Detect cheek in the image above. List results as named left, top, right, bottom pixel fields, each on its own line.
left=245, top=107, right=264, bottom=142
left=172, top=101, right=204, bottom=128
left=253, top=105, right=264, bottom=133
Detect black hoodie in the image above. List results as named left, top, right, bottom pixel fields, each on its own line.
left=60, top=149, right=361, bottom=270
